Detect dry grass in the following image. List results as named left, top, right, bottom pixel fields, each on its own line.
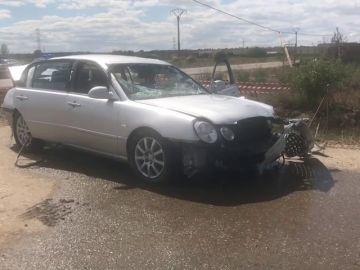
left=0, top=90, right=9, bottom=125
left=332, top=89, right=360, bottom=111
left=0, top=90, right=6, bottom=104
left=256, top=88, right=360, bottom=146
left=169, top=55, right=282, bottom=69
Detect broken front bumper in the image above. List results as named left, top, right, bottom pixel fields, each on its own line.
left=181, top=133, right=285, bottom=176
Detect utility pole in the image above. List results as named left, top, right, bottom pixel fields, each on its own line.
left=171, top=8, right=186, bottom=51
left=172, top=37, right=176, bottom=50
left=36, top=28, right=42, bottom=51
left=293, top=28, right=299, bottom=64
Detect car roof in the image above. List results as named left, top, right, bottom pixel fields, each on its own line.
left=52, top=54, right=170, bottom=68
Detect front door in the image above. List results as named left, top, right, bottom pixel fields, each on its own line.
left=66, top=61, right=120, bottom=156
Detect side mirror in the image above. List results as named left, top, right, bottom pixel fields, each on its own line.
left=209, top=80, right=226, bottom=93
left=88, top=86, right=116, bottom=100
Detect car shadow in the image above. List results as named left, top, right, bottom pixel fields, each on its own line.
left=13, top=144, right=335, bottom=206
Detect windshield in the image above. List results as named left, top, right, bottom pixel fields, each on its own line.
left=110, top=64, right=208, bottom=100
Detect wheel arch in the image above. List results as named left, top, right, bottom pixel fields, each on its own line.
left=12, top=109, right=21, bottom=128
left=126, top=126, right=164, bottom=157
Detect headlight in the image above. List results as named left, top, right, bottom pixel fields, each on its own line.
left=194, top=121, right=218, bottom=143
left=220, top=127, right=235, bottom=141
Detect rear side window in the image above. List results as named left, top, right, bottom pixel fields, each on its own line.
left=32, top=61, right=72, bottom=91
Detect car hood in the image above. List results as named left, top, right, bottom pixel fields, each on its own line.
left=136, top=94, right=274, bottom=124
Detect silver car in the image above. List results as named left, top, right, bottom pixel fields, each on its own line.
left=1, top=54, right=284, bottom=183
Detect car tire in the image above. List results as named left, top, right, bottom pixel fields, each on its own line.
left=128, top=130, right=178, bottom=184
left=13, top=112, right=43, bottom=152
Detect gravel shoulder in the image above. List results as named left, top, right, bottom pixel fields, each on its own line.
left=0, top=126, right=57, bottom=246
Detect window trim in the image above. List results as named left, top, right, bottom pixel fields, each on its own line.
left=69, top=60, right=110, bottom=96
left=21, top=59, right=75, bottom=93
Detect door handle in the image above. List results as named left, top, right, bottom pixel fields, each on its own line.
left=16, top=95, right=29, bottom=101
left=67, top=101, right=81, bottom=107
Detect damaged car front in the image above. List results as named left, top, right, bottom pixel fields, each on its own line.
left=111, top=63, right=285, bottom=180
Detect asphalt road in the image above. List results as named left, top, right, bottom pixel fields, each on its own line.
left=182, top=61, right=284, bottom=75
left=1, top=127, right=360, bottom=269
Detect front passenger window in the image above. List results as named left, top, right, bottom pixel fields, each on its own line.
left=74, top=62, right=108, bottom=94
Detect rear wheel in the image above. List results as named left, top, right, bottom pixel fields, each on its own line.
left=13, top=113, right=42, bottom=152
left=129, top=130, right=177, bottom=184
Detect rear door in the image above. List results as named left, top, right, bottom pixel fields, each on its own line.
left=14, top=60, right=73, bottom=142
left=66, top=61, right=120, bottom=155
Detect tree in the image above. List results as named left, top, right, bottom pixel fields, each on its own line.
left=331, top=27, right=346, bottom=59
left=331, top=27, right=345, bottom=44
left=1, top=44, right=9, bottom=55
left=33, top=49, right=42, bottom=58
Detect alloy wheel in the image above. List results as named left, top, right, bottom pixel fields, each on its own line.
left=134, top=137, right=165, bottom=179
left=16, top=115, right=32, bottom=147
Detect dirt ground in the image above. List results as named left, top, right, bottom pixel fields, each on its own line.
left=0, top=126, right=57, bottom=246
left=0, top=123, right=359, bottom=246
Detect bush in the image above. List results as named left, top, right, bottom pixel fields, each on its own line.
left=253, top=69, right=267, bottom=82
left=185, top=55, right=197, bottom=64
left=246, top=47, right=267, bottom=58
left=236, top=71, right=250, bottom=82
left=214, top=51, right=228, bottom=62
left=289, top=59, right=348, bottom=109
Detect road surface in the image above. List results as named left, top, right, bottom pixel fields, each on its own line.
left=0, top=126, right=359, bottom=270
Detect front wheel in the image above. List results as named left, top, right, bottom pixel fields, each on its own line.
left=129, top=130, right=177, bottom=184
left=13, top=113, right=42, bottom=152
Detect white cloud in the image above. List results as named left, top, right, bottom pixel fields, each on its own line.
left=0, top=0, right=53, bottom=8
left=0, top=0, right=359, bottom=53
left=0, top=8, right=10, bottom=19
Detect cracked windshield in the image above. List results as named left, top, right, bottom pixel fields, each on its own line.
left=112, top=64, right=206, bottom=100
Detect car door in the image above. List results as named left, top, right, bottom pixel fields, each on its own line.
left=14, top=60, right=73, bottom=143
left=66, top=61, right=120, bottom=156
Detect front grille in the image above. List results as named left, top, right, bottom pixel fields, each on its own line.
left=233, top=117, right=272, bottom=143
left=216, top=116, right=274, bottom=157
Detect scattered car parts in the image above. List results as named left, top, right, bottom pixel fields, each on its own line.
left=207, top=55, right=316, bottom=163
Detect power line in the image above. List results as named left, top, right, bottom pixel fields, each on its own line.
left=191, top=0, right=332, bottom=37
left=191, top=0, right=286, bottom=34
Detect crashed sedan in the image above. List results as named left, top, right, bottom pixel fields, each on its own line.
left=1, top=54, right=285, bottom=183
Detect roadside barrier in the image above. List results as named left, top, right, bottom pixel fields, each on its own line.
left=201, top=81, right=290, bottom=96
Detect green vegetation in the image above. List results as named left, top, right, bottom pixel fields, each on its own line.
left=289, top=59, right=348, bottom=109
left=245, top=47, right=267, bottom=58
left=256, top=58, right=360, bottom=144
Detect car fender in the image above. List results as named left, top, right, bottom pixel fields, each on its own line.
left=1, top=88, right=17, bottom=126
left=1, top=87, right=16, bottom=111
left=120, top=101, right=199, bottom=143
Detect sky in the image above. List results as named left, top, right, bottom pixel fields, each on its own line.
left=0, top=0, right=359, bottom=53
